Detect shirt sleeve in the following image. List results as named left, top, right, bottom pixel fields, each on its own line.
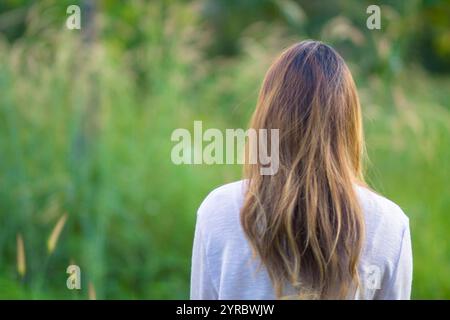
left=190, top=216, right=218, bottom=299
left=378, top=221, right=413, bottom=299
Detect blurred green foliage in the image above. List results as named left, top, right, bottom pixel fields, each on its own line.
left=0, top=0, right=449, bottom=299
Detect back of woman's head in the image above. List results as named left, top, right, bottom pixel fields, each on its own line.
left=241, top=40, right=365, bottom=299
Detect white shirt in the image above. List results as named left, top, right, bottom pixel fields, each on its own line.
left=190, top=180, right=412, bottom=300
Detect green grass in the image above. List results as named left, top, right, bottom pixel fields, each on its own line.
left=0, top=4, right=449, bottom=299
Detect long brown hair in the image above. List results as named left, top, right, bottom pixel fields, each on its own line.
left=241, top=40, right=366, bottom=299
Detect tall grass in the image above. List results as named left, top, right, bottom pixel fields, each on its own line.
left=0, top=2, right=449, bottom=299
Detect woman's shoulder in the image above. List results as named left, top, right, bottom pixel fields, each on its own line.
left=355, top=184, right=409, bottom=228
left=195, top=180, right=246, bottom=231
left=195, top=181, right=410, bottom=243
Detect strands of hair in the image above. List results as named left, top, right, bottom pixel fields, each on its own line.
left=241, top=40, right=366, bottom=299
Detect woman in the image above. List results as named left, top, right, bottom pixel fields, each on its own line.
left=190, top=40, right=412, bottom=299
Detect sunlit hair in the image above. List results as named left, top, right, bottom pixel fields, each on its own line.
left=241, top=40, right=366, bottom=299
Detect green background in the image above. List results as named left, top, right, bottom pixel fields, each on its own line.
left=0, top=0, right=449, bottom=299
